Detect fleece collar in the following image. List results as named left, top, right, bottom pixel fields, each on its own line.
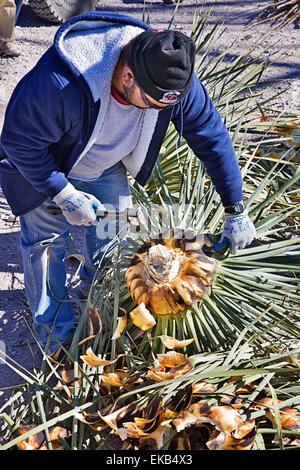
left=56, top=21, right=144, bottom=102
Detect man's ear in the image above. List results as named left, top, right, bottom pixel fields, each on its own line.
left=121, top=65, right=135, bottom=87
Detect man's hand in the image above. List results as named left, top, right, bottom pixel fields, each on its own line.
left=220, top=209, right=256, bottom=254
left=53, top=182, right=103, bottom=226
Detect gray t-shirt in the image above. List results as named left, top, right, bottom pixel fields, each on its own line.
left=69, top=93, right=144, bottom=180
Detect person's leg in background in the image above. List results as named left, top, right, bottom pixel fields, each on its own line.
left=14, top=0, right=22, bottom=21
left=0, top=0, right=22, bottom=57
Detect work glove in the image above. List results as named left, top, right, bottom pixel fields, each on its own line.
left=53, top=182, right=103, bottom=226
left=220, top=209, right=256, bottom=254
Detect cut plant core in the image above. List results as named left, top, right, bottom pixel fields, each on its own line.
left=125, top=228, right=218, bottom=316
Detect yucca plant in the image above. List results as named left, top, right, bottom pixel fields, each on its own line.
left=1, top=150, right=299, bottom=451
left=2, top=330, right=300, bottom=450
left=113, top=150, right=300, bottom=356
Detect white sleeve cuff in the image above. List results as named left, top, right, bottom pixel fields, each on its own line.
left=52, top=182, right=76, bottom=204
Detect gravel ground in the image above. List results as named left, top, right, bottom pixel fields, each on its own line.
left=0, top=0, right=299, bottom=441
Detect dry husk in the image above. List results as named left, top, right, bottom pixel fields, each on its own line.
left=112, top=309, right=127, bottom=339
left=161, top=335, right=195, bottom=349
left=15, top=426, right=68, bottom=451
left=147, top=352, right=193, bottom=382
left=129, top=302, right=156, bottom=330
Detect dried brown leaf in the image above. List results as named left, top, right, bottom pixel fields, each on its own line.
left=112, top=313, right=127, bottom=340
left=15, top=425, right=45, bottom=450
left=161, top=335, right=195, bottom=349
left=80, top=347, right=119, bottom=367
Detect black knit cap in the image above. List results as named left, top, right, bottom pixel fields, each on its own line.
left=130, top=29, right=196, bottom=104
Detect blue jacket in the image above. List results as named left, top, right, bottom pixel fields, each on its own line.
left=0, top=11, right=243, bottom=216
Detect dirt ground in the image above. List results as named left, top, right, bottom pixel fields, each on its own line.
left=0, top=0, right=299, bottom=438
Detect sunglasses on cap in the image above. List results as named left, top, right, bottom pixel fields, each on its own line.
left=138, top=86, right=175, bottom=110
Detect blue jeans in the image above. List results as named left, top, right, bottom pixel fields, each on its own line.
left=19, top=162, right=131, bottom=353
left=15, top=0, right=23, bottom=22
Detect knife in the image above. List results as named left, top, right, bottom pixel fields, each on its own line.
left=46, top=204, right=140, bottom=220
left=46, top=204, right=149, bottom=232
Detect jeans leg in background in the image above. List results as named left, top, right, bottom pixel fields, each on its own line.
left=14, top=0, right=23, bottom=22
